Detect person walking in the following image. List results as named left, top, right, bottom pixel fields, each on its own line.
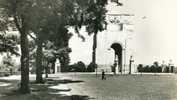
left=102, top=70, right=106, bottom=80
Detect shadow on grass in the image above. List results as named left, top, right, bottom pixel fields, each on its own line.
left=29, top=78, right=88, bottom=100
left=47, top=79, right=84, bottom=84
left=30, top=78, right=84, bottom=93
left=0, top=76, right=92, bottom=100
left=1, top=90, right=92, bottom=100
left=0, top=86, right=92, bottom=100
left=0, top=79, right=18, bottom=83
left=70, top=95, right=95, bottom=100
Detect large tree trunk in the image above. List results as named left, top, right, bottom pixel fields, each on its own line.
left=20, top=32, right=30, bottom=93
left=51, top=61, right=56, bottom=74
left=36, top=38, right=43, bottom=83
left=92, top=32, right=97, bottom=73
left=45, top=61, right=49, bottom=78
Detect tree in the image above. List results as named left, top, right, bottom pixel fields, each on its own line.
left=27, top=0, right=56, bottom=83
left=69, top=0, right=108, bottom=73
left=0, top=0, right=109, bottom=93
left=44, top=43, right=72, bottom=73
left=46, top=27, right=72, bottom=72
left=69, top=61, right=86, bottom=72
left=28, top=0, right=75, bottom=83
left=87, top=62, right=97, bottom=72
left=32, top=0, right=108, bottom=76
left=0, top=0, right=34, bottom=93
left=84, top=0, right=108, bottom=73
left=111, top=0, right=123, bottom=6
left=28, top=39, right=36, bottom=74
left=31, top=0, right=97, bottom=81
left=137, top=64, right=143, bottom=72
left=76, top=61, right=86, bottom=72
left=153, top=61, right=158, bottom=73
left=153, top=61, right=159, bottom=67
left=0, top=32, right=19, bottom=56
left=1, top=54, right=14, bottom=73
left=0, top=14, right=19, bottom=56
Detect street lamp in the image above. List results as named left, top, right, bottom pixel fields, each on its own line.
left=129, top=55, right=134, bottom=74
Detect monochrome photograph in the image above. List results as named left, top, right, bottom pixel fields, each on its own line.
left=0, top=0, right=177, bottom=100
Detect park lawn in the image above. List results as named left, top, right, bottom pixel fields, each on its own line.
left=0, top=74, right=177, bottom=100
left=0, top=75, right=72, bottom=100
left=66, top=74, right=177, bottom=100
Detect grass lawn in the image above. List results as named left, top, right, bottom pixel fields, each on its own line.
left=0, top=73, right=177, bottom=100
left=65, top=73, right=177, bottom=100
left=0, top=75, right=72, bottom=100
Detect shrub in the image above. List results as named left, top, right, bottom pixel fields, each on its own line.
left=144, top=65, right=150, bottom=72
left=75, top=61, right=86, bottom=72
left=86, top=62, right=97, bottom=72
left=137, top=64, right=143, bottom=72
left=150, top=65, right=156, bottom=72
left=137, top=64, right=162, bottom=73
left=157, top=66, right=162, bottom=72
left=69, top=61, right=86, bottom=72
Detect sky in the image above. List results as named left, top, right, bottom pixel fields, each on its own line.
left=69, top=0, right=177, bottom=66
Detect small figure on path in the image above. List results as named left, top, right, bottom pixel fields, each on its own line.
left=101, top=70, right=106, bottom=80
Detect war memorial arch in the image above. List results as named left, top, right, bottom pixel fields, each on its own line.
left=99, top=13, right=135, bottom=74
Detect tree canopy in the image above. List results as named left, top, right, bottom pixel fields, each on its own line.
left=0, top=0, right=109, bottom=93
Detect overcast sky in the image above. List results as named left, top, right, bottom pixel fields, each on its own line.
left=70, top=0, right=177, bottom=66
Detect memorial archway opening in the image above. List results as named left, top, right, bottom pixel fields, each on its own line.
left=111, top=43, right=123, bottom=74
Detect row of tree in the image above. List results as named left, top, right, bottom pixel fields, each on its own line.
left=137, top=61, right=175, bottom=73
left=0, top=0, right=108, bottom=93
left=64, top=61, right=96, bottom=72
